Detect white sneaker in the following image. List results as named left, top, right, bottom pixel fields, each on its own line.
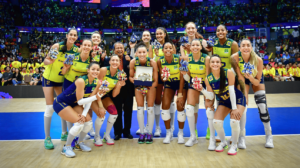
left=103, top=134, right=114, bottom=145
left=136, top=128, right=141, bottom=134
left=84, top=134, right=91, bottom=140
left=163, top=131, right=172, bottom=144
left=208, top=138, right=216, bottom=151
left=154, top=127, right=161, bottom=137
left=89, top=127, right=95, bottom=137
left=94, top=135, right=103, bottom=147
left=228, top=144, right=238, bottom=155
left=215, top=142, right=228, bottom=152
left=238, top=129, right=246, bottom=149
left=265, top=135, right=274, bottom=148
left=177, top=131, right=185, bottom=144
left=185, top=135, right=198, bottom=147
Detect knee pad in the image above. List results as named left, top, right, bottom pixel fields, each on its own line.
left=177, top=111, right=186, bottom=122
left=230, top=119, right=240, bottom=131
left=213, top=119, right=223, bottom=131
left=82, top=120, right=93, bottom=133
left=108, top=114, right=118, bottom=124
left=206, top=108, right=214, bottom=120
left=44, top=105, right=54, bottom=117
left=154, top=104, right=161, bottom=115
left=194, top=103, right=199, bottom=113
left=69, top=122, right=84, bottom=136
left=95, top=117, right=105, bottom=126
left=254, top=92, right=270, bottom=123
left=186, top=105, right=195, bottom=117
left=161, top=110, right=171, bottom=121
left=107, top=105, right=118, bottom=115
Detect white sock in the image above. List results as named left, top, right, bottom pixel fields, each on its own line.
left=240, top=106, right=247, bottom=135
left=61, top=118, right=67, bottom=134
left=67, top=121, right=73, bottom=131
left=95, top=117, right=104, bottom=137
left=147, top=107, right=155, bottom=134
left=230, top=119, right=240, bottom=145
left=187, top=106, right=195, bottom=137
left=137, top=107, right=145, bottom=134
left=263, top=122, right=272, bottom=135
left=179, top=129, right=183, bottom=133
left=208, top=118, right=215, bottom=140
left=106, top=115, right=117, bottom=135
left=154, top=103, right=161, bottom=128
left=170, top=102, right=176, bottom=128
left=194, top=103, right=199, bottom=130
left=214, top=120, right=226, bottom=143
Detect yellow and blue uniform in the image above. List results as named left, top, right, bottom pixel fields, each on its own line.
left=42, top=41, right=79, bottom=87
left=207, top=68, right=246, bottom=109
left=101, top=66, right=120, bottom=99
left=238, top=51, right=264, bottom=85
left=188, top=53, right=207, bottom=89
left=213, top=38, right=234, bottom=69
left=160, top=54, right=183, bottom=90
left=53, top=75, right=98, bottom=114
left=152, top=46, right=164, bottom=62
left=63, top=53, right=90, bottom=90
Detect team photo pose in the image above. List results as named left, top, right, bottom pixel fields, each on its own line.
left=42, top=28, right=78, bottom=149
left=53, top=62, right=104, bottom=158
left=157, top=42, right=188, bottom=144
left=149, top=27, right=176, bottom=137
left=231, top=39, right=274, bottom=148
left=201, top=54, right=246, bottom=155
left=129, top=43, right=158, bottom=144
left=94, top=55, right=126, bottom=146
left=180, top=39, right=210, bottom=147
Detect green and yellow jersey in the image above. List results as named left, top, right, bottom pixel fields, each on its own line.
left=160, top=54, right=180, bottom=82
left=103, top=66, right=120, bottom=92
left=43, top=42, right=79, bottom=83
left=65, top=53, right=90, bottom=82
left=188, top=53, right=207, bottom=83
left=152, top=45, right=164, bottom=61
left=207, top=68, right=230, bottom=101
left=213, top=38, right=234, bottom=69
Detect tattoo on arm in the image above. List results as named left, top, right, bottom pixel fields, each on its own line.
left=230, top=56, right=239, bottom=74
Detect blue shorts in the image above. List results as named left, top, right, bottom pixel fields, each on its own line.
left=42, top=77, right=63, bottom=87
left=101, top=90, right=112, bottom=100
left=164, top=81, right=188, bottom=91
left=245, top=72, right=264, bottom=85
left=53, top=95, right=77, bottom=114
left=218, top=90, right=246, bottom=109
left=63, top=79, right=73, bottom=91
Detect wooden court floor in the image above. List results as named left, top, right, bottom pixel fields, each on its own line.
left=0, top=93, right=300, bottom=168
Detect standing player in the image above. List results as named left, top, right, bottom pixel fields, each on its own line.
left=201, top=54, right=246, bottom=155
left=129, top=43, right=158, bottom=144
left=158, top=42, right=188, bottom=144
left=149, top=27, right=176, bottom=137
left=180, top=39, right=210, bottom=147
left=231, top=39, right=274, bottom=148
left=42, top=28, right=78, bottom=149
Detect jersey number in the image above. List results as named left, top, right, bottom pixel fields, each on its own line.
left=221, top=62, right=226, bottom=68
left=58, top=67, right=63, bottom=76
left=169, top=77, right=178, bottom=82
left=220, top=92, right=230, bottom=101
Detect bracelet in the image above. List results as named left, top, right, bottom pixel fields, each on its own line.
left=177, top=93, right=183, bottom=98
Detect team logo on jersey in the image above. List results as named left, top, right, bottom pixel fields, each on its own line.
left=208, top=76, right=213, bottom=81
left=106, top=70, right=110, bottom=75
left=75, top=56, right=79, bottom=60
left=73, top=47, right=78, bottom=52
left=226, top=41, right=232, bottom=46
left=135, top=60, right=139, bottom=65
left=85, top=79, right=88, bottom=85
left=161, top=59, right=165, bottom=64
left=224, top=49, right=229, bottom=53
left=201, top=57, right=204, bottom=62
left=147, top=62, right=150, bottom=66
left=174, top=65, right=178, bottom=70
left=189, top=57, right=192, bottom=62
left=114, top=81, right=117, bottom=85
left=94, top=79, right=97, bottom=84
left=239, top=57, right=242, bottom=62
left=199, top=66, right=204, bottom=70
left=92, top=87, right=95, bottom=91
left=174, top=58, right=178, bottom=63
left=238, top=98, right=241, bottom=104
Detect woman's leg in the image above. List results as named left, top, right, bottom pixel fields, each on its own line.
left=101, top=97, right=118, bottom=145
left=205, top=98, right=216, bottom=150
left=54, top=86, right=68, bottom=141
left=91, top=101, right=104, bottom=146
left=135, top=89, right=146, bottom=143
left=42, top=86, right=55, bottom=149
left=161, top=88, right=175, bottom=144
left=145, top=86, right=156, bottom=143
left=154, top=83, right=164, bottom=136
left=30, top=81, right=33, bottom=85
left=176, top=88, right=188, bottom=144
left=12, top=79, right=17, bottom=86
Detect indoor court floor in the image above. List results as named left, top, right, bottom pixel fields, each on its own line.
left=0, top=93, right=300, bottom=168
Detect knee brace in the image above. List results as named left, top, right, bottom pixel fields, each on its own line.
left=82, top=120, right=93, bottom=133
left=95, top=117, right=105, bottom=126
left=69, top=122, right=84, bottom=136
left=194, top=103, right=199, bottom=113
left=230, top=119, right=240, bottom=131
left=161, top=110, right=171, bottom=121
left=177, top=111, right=186, bottom=122
left=213, top=119, right=223, bottom=131
left=107, top=105, right=118, bottom=115
left=44, top=105, right=54, bottom=117
left=154, top=104, right=161, bottom=115
left=108, top=114, right=118, bottom=124
left=254, top=91, right=270, bottom=123
left=206, top=108, right=214, bottom=120
left=186, top=105, right=194, bottom=117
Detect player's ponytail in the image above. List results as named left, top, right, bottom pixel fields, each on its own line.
left=62, top=28, right=78, bottom=54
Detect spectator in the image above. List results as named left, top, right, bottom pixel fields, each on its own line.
left=11, top=58, right=21, bottom=70
left=263, top=64, right=273, bottom=81
left=292, top=28, right=299, bottom=43
left=30, top=68, right=41, bottom=86
left=2, top=67, right=13, bottom=86
left=1, top=61, right=6, bottom=72
left=12, top=68, right=22, bottom=86
left=274, top=54, right=282, bottom=63
left=275, top=44, right=281, bottom=55
left=285, top=64, right=295, bottom=81
left=282, top=52, right=290, bottom=64
left=20, top=67, right=27, bottom=76
left=269, top=58, right=275, bottom=67
left=272, top=63, right=281, bottom=81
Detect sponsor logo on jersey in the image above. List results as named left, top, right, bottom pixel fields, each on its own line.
left=224, top=49, right=229, bottom=53
left=199, top=66, right=204, bottom=70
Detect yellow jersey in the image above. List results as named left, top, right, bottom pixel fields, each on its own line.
left=103, top=66, right=120, bottom=92
left=1, top=64, right=6, bottom=71
left=65, top=53, right=90, bottom=82
left=11, top=61, right=21, bottom=69
left=43, top=42, right=79, bottom=83
left=278, top=67, right=287, bottom=76
left=160, top=54, right=180, bottom=82
left=153, top=46, right=164, bottom=61
left=213, top=38, right=234, bottom=69
left=188, top=53, right=207, bottom=83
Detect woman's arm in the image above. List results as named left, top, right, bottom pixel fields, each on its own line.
left=75, top=78, right=86, bottom=101
left=205, top=56, right=211, bottom=76
left=180, top=45, right=186, bottom=57
left=151, top=59, right=158, bottom=88
left=246, top=57, right=263, bottom=86
left=149, top=45, right=153, bottom=59
left=112, top=80, right=125, bottom=97
left=98, top=67, right=107, bottom=81
left=44, top=43, right=59, bottom=65
left=61, top=64, right=71, bottom=75
left=227, top=70, right=237, bottom=110
left=129, top=59, right=135, bottom=84
left=230, top=53, right=246, bottom=94
left=231, top=41, right=239, bottom=55
left=157, top=59, right=164, bottom=82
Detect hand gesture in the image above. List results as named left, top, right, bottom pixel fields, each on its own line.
left=129, top=42, right=137, bottom=49
left=77, top=114, right=86, bottom=124
left=117, top=80, right=126, bottom=87
left=125, top=55, right=131, bottom=61
left=176, top=96, right=185, bottom=109
left=98, top=107, right=106, bottom=119
left=231, top=109, right=242, bottom=120
left=154, top=49, right=159, bottom=56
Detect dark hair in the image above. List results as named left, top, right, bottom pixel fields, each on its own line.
left=33, top=59, right=37, bottom=67
left=61, top=28, right=78, bottom=53
left=185, top=22, right=204, bottom=39
left=87, top=61, right=100, bottom=69
left=134, top=42, right=147, bottom=53
left=210, top=54, right=226, bottom=96
left=81, top=39, right=93, bottom=63
left=113, top=42, right=124, bottom=51
left=191, top=39, right=209, bottom=55
left=217, top=24, right=228, bottom=31
left=156, top=27, right=171, bottom=43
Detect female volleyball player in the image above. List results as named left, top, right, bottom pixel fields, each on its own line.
left=230, top=39, right=274, bottom=149
left=149, top=27, right=176, bottom=137
left=53, top=62, right=104, bottom=158
left=180, top=39, right=211, bottom=147
left=157, top=42, right=188, bottom=144
left=93, top=55, right=126, bottom=146
left=129, top=42, right=158, bottom=144
left=200, top=54, right=246, bottom=155
left=42, top=28, right=79, bottom=149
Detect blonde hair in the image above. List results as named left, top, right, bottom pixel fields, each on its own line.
left=241, top=39, right=258, bottom=77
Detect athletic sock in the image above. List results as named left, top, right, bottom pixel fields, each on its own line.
left=44, top=116, right=52, bottom=137
left=154, top=103, right=161, bottom=128
left=137, top=107, right=145, bottom=134
left=61, top=118, right=67, bottom=133
left=67, top=121, right=73, bottom=131
left=95, top=117, right=104, bottom=137
left=66, top=133, right=76, bottom=146
left=147, top=107, right=155, bottom=134
left=170, top=102, right=176, bottom=128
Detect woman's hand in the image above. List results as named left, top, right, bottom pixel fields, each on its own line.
left=231, top=109, right=242, bottom=120
left=205, top=99, right=215, bottom=111
left=184, top=43, right=191, bottom=52
left=129, top=42, right=137, bottom=49
left=77, top=114, right=86, bottom=124
left=64, top=63, right=71, bottom=69
left=154, top=49, right=159, bottom=56
left=98, top=107, right=106, bottom=119
left=125, top=55, right=131, bottom=61
left=176, top=96, right=185, bottom=109
left=117, top=80, right=126, bottom=87
left=244, top=73, right=253, bottom=81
